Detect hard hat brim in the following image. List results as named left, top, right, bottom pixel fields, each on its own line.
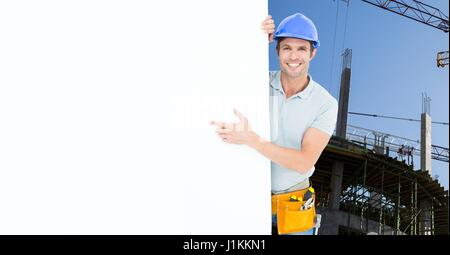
left=274, top=33, right=320, bottom=48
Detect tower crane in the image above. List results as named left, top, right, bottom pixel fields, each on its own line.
left=361, top=0, right=449, bottom=67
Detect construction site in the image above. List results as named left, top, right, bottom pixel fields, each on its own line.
left=308, top=0, right=449, bottom=235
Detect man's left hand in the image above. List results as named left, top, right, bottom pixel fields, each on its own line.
left=210, top=109, right=260, bottom=146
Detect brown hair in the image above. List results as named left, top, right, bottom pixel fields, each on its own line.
left=276, top=38, right=314, bottom=56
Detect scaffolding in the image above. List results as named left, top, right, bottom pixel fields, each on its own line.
left=312, top=136, right=449, bottom=235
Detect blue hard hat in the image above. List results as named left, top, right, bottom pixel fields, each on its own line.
left=274, top=13, right=320, bottom=48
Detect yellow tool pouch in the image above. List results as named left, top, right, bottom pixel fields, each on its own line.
left=271, top=187, right=316, bottom=235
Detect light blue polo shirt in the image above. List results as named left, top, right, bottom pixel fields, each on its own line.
left=269, top=71, right=338, bottom=193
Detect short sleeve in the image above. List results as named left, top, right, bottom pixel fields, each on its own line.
left=310, top=98, right=338, bottom=136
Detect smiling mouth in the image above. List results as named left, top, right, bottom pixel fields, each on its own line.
left=287, top=63, right=301, bottom=67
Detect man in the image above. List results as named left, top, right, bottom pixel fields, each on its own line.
left=211, top=13, right=338, bottom=235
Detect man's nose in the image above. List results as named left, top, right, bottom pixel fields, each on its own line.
left=289, top=52, right=300, bottom=60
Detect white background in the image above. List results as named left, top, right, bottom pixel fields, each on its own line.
left=0, top=0, right=270, bottom=234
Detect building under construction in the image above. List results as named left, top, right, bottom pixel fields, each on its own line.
left=313, top=136, right=448, bottom=235
left=310, top=0, right=449, bottom=235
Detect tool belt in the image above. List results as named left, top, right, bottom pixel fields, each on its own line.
left=271, top=186, right=316, bottom=234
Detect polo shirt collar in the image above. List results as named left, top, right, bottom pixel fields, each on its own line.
left=270, top=71, right=315, bottom=99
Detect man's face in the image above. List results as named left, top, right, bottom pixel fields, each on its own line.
left=278, top=38, right=316, bottom=79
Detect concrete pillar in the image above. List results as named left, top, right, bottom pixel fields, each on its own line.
left=321, top=161, right=344, bottom=235
left=419, top=200, right=432, bottom=235
left=329, top=161, right=344, bottom=210
left=336, top=67, right=351, bottom=139
left=336, top=49, right=352, bottom=139
left=420, top=113, right=432, bottom=174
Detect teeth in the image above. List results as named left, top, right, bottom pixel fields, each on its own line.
left=287, top=63, right=300, bottom=67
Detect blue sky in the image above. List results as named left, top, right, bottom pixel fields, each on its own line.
left=269, top=0, right=449, bottom=189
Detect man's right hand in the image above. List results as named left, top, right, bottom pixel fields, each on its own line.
left=261, top=15, right=275, bottom=43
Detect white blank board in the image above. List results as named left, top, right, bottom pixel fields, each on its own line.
left=0, top=0, right=270, bottom=234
